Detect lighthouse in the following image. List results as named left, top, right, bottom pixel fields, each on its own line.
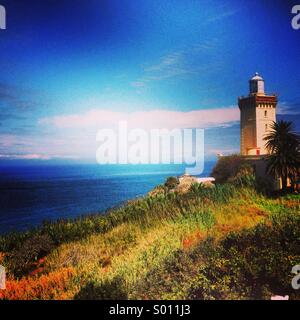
left=238, top=73, right=277, bottom=156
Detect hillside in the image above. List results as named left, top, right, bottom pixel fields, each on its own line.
left=0, top=181, right=299, bottom=300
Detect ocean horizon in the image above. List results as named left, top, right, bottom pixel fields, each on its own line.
left=0, top=162, right=215, bottom=234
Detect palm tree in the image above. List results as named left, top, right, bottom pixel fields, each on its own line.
left=264, top=120, right=300, bottom=192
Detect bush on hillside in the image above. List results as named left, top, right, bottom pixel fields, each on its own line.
left=255, top=176, right=275, bottom=195
left=230, top=163, right=255, bottom=187
left=5, top=234, right=54, bottom=278
left=164, top=176, right=180, bottom=190
left=75, top=276, right=128, bottom=300
left=211, top=155, right=255, bottom=185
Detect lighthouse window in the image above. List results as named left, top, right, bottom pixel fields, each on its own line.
left=265, top=124, right=268, bottom=131
left=264, top=110, right=267, bottom=117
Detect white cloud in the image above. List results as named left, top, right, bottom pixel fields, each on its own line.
left=40, top=107, right=239, bottom=130
left=0, top=107, right=240, bottom=161
left=144, top=52, right=183, bottom=73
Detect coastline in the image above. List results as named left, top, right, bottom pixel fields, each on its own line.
left=0, top=179, right=299, bottom=300
left=0, top=162, right=216, bottom=234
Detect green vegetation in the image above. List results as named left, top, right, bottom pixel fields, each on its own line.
left=132, top=210, right=300, bottom=300
left=164, top=176, right=180, bottom=190
left=264, top=120, right=300, bottom=192
left=6, top=234, right=54, bottom=278
left=0, top=159, right=299, bottom=300
left=210, top=154, right=254, bottom=185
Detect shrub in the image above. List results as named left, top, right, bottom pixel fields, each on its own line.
left=130, top=249, right=197, bottom=300
left=75, top=276, right=128, bottom=300
left=5, top=234, right=54, bottom=278
left=255, top=176, right=275, bottom=195
left=148, top=185, right=167, bottom=197
left=211, top=155, right=247, bottom=184
left=164, top=176, right=179, bottom=190
left=230, top=163, right=255, bottom=187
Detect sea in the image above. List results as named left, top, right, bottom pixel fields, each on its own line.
left=0, top=162, right=215, bottom=234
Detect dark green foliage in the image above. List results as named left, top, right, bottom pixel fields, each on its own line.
left=0, top=214, right=110, bottom=253
left=75, top=276, right=128, bottom=300
left=0, top=231, right=35, bottom=253
left=5, top=234, right=54, bottom=278
left=230, top=163, right=255, bottom=187
left=255, top=176, right=275, bottom=195
left=211, top=155, right=248, bottom=184
left=211, top=156, right=257, bottom=190
left=264, top=120, right=300, bottom=192
left=164, top=176, right=179, bottom=190
left=131, top=249, right=196, bottom=299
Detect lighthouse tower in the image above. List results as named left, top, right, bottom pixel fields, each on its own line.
left=238, top=73, right=277, bottom=156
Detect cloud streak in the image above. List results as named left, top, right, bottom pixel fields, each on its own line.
left=131, top=40, right=221, bottom=88
left=40, top=107, right=239, bottom=130
left=0, top=153, right=79, bottom=160
left=277, top=100, right=300, bottom=115
left=205, top=9, right=238, bottom=23
left=0, top=83, right=43, bottom=111
left=0, top=153, right=51, bottom=160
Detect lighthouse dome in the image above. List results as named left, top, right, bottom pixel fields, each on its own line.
left=249, top=72, right=265, bottom=95
left=251, top=72, right=263, bottom=81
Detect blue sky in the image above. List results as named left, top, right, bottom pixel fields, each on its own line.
left=0, top=0, right=299, bottom=164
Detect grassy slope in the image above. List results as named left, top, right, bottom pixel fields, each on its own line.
left=0, top=185, right=299, bottom=300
